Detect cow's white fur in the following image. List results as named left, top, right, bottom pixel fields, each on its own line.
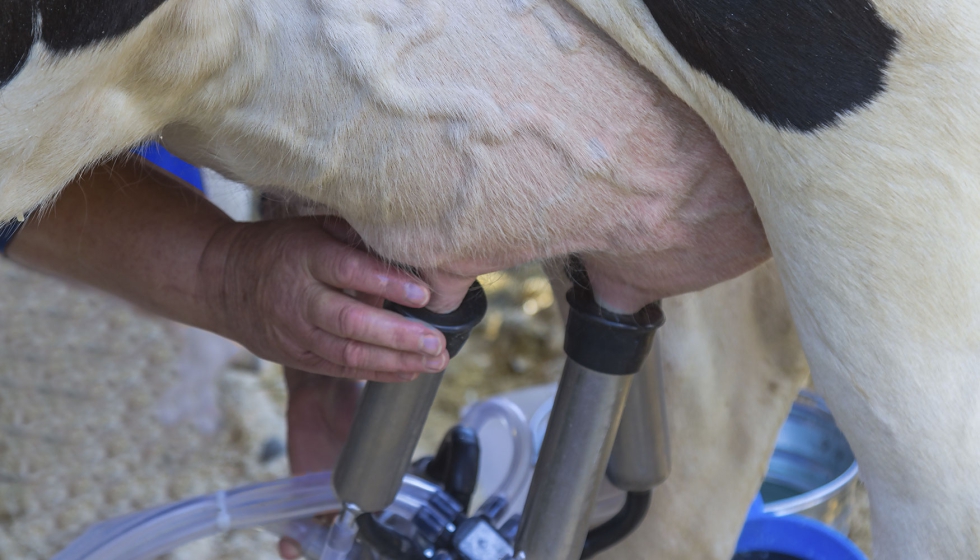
left=2, top=0, right=977, bottom=557
left=566, top=0, right=980, bottom=556
left=0, top=0, right=246, bottom=218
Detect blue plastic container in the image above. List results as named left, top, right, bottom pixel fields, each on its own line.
left=132, top=143, right=204, bottom=192
left=734, top=493, right=866, bottom=560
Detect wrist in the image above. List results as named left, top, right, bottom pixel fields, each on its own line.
left=195, top=220, right=250, bottom=338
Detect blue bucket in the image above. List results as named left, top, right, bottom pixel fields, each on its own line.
left=734, top=391, right=865, bottom=560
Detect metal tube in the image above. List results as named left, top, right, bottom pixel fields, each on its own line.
left=514, top=359, right=633, bottom=560
left=332, top=371, right=445, bottom=513
left=606, top=332, right=670, bottom=491
left=332, top=281, right=487, bottom=514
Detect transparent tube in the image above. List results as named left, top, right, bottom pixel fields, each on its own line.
left=54, top=473, right=439, bottom=560
left=265, top=476, right=440, bottom=560
left=56, top=398, right=535, bottom=560
left=265, top=519, right=330, bottom=559
left=459, top=397, right=534, bottom=504
left=319, top=509, right=359, bottom=560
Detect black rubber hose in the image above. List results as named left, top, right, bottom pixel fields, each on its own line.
left=424, top=426, right=481, bottom=511
left=356, top=513, right=427, bottom=560
left=580, top=491, right=652, bottom=559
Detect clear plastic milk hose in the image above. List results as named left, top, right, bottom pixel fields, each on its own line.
left=53, top=472, right=439, bottom=560
left=459, top=397, right=535, bottom=504
left=53, top=397, right=527, bottom=560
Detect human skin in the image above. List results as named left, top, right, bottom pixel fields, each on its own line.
left=6, top=155, right=450, bottom=382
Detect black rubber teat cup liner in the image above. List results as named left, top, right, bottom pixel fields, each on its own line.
left=384, top=281, right=487, bottom=358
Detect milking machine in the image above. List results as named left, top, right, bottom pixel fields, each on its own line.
left=54, top=284, right=866, bottom=560
left=322, top=280, right=489, bottom=559
left=52, top=274, right=864, bottom=560
left=511, top=273, right=665, bottom=560
left=312, top=262, right=669, bottom=560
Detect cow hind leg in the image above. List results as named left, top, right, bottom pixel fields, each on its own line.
left=800, top=312, right=980, bottom=558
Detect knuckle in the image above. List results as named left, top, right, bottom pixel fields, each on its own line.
left=398, top=352, right=422, bottom=370
left=294, top=350, right=325, bottom=371
left=341, top=340, right=366, bottom=367
left=336, top=304, right=363, bottom=339
left=333, top=251, right=362, bottom=287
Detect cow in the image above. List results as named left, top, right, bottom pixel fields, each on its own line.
left=565, top=3, right=980, bottom=558
left=2, top=0, right=977, bottom=558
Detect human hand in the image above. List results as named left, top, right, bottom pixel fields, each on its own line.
left=199, top=216, right=449, bottom=382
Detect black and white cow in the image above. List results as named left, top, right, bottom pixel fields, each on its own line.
left=572, top=2, right=979, bottom=557
left=3, top=1, right=977, bottom=558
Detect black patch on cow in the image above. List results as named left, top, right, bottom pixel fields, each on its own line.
left=38, top=0, right=169, bottom=52
left=640, top=0, right=899, bottom=131
left=1, top=0, right=167, bottom=87
left=1, top=1, right=35, bottom=87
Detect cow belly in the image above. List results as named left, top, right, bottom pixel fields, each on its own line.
left=160, top=0, right=768, bottom=311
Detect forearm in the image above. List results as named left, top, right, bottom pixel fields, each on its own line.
left=6, top=155, right=233, bottom=333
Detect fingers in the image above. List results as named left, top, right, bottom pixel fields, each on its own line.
left=302, top=329, right=449, bottom=375
left=308, top=293, right=446, bottom=356
left=272, top=339, right=413, bottom=382
left=290, top=353, right=422, bottom=382
left=309, top=240, right=432, bottom=309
